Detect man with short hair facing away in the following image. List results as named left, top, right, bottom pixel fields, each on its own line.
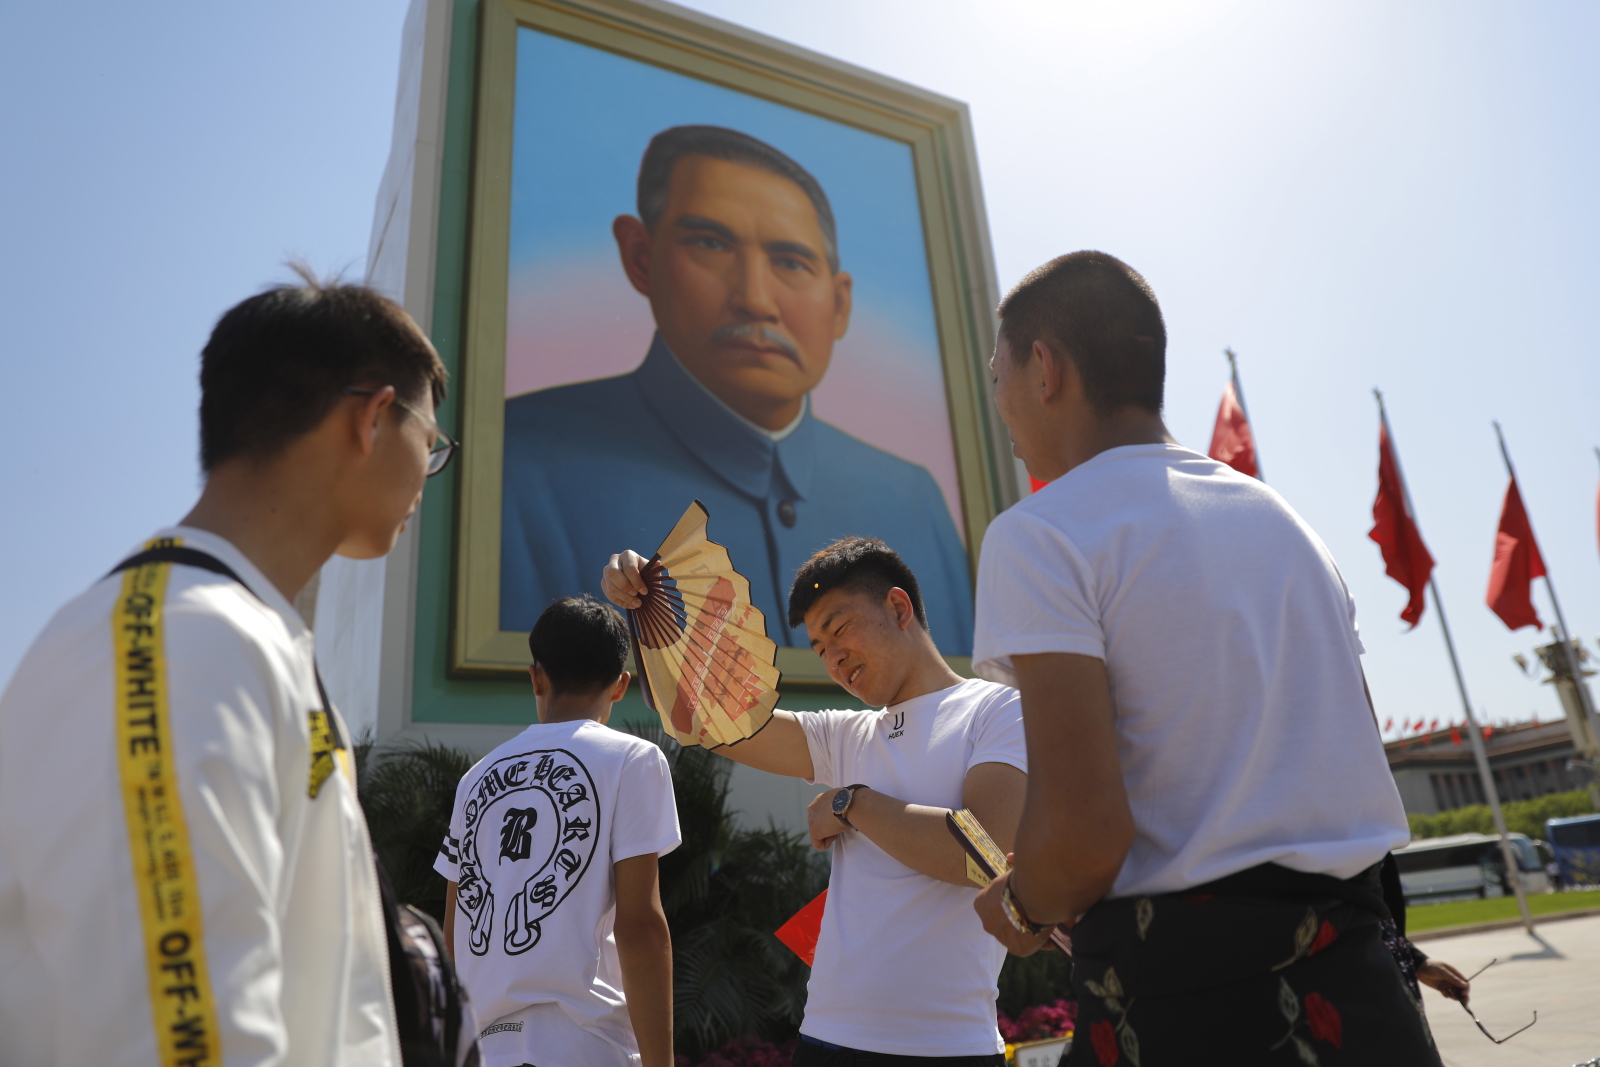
left=503, top=125, right=973, bottom=655
left=970, top=252, right=1437, bottom=1064
left=605, top=538, right=1025, bottom=1066
left=0, top=272, right=455, bottom=1065
left=437, top=596, right=678, bottom=1067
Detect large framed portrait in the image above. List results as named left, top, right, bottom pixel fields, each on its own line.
left=453, top=0, right=1013, bottom=682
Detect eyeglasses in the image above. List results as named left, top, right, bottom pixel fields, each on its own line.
left=1453, top=959, right=1538, bottom=1045
left=343, top=387, right=459, bottom=476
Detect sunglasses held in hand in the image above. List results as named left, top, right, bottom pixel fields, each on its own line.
left=1448, top=960, right=1536, bottom=1045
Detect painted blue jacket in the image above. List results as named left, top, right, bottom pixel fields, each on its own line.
left=500, top=334, right=974, bottom=653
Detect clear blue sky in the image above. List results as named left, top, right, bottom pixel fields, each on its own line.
left=2, top=0, right=1596, bottom=739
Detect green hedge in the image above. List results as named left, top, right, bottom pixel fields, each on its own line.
left=1406, top=788, right=1595, bottom=841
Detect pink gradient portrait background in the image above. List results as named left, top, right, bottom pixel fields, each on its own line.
left=503, top=30, right=965, bottom=539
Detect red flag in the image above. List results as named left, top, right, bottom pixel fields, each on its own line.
left=1450, top=725, right=1461, bottom=745
left=1429, top=719, right=1439, bottom=734
left=1482, top=725, right=1493, bottom=741
left=1486, top=478, right=1546, bottom=631
left=775, top=890, right=827, bottom=966
left=1207, top=382, right=1258, bottom=478
left=1383, top=718, right=1393, bottom=733
left=1368, top=426, right=1435, bottom=628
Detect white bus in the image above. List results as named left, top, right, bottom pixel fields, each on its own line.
left=1393, top=833, right=1551, bottom=904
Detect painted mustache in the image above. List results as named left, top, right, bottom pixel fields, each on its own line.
left=710, top=323, right=799, bottom=360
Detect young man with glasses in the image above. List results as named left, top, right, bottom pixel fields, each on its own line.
left=0, top=270, right=453, bottom=1066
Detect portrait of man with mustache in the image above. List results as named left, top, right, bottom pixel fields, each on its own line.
left=499, top=125, right=974, bottom=653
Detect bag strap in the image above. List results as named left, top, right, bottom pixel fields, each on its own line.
left=109, top=545, right=344, bottom=749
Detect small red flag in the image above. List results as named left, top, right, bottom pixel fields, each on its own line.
left=1207, top=382, right=1259, bottom=478
left=1369, top=426, right=1435, bottom=628
left=1482, top=725, right=1493, bottom=741
left=1450, top=725, right=1461, bottom=745
left=1486, top=478, right=1546, bottom=631
left=775, top=890, right=827, bottom=966
left=1429, top=719, right=1439, bottom=733
left=1383, top=718, right=1393, bottom=733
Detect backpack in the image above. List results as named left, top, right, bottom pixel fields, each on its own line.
left=111, top=545, right=481, bottom=1067
left=378, top=860, right=481, bottom=1067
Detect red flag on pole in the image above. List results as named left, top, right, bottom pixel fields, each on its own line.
left=1368, top=425, right=1435, bottom=628
left=1486, top=478, right=1546, bottom=631
left=1207, top=382, right=1259, bottom=478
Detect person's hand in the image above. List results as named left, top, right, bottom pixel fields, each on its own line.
left=603, top=550, right=650, bottom=609
left=974, top=870, right=1054, bottom=957
left=806, top=789, right=849, bottom=850
left=1417, top=959, right=1471, bottom=1005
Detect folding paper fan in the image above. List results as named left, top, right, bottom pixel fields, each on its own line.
left=627, top=501, right=782, bottom=748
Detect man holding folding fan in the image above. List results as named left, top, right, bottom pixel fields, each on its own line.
left=970, top=252, right=1437, bottom=1066
left=606, top=536, right=1026, bottom=1066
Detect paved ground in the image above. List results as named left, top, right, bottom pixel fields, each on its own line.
left=1420, top=913, right=1600, bottom=1067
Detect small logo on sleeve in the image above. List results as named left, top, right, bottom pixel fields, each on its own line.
left=886, top=711, right=906, bottom=740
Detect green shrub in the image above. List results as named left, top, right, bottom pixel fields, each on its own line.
left=997, top=948, right=1073, bottom=1019
left=356, top=735, right=480, bottom=920
left=634, top=727, right=828, bottom=1059
left=1407, top=788, right=1595, bottom=841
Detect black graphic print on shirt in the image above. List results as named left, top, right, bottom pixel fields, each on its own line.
left=455, top=748, right=600, bottom=956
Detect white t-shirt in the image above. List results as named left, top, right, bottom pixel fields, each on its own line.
left=795, top=678, right=1026, bottom=1057
left=972, top=444, right=1410, bottom=898
left=0, top=527, right=399, bottom=1067
left=435, top=719, right=680, bottom=1067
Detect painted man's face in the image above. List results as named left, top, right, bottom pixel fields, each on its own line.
left=614, top=155, right=853, bottom=430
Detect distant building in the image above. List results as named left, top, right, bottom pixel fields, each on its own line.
left=1385, top=721, right=1587, bottom=816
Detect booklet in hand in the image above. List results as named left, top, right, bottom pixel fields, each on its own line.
left=945, top=808, right=1073, bottom=955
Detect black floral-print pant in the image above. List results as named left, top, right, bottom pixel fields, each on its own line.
left=1065, top=864, right=1440, bottom=1067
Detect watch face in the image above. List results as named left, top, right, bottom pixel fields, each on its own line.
left=831, top=789, right=850, bottom=815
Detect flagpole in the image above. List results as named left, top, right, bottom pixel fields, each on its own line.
left=1377, top=393, right=1533, bottom=933
left=1492, top=422, right=1600, bottom=754
left=1224, top=348, right=1262, bottom=481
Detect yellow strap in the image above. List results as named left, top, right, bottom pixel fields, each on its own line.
left=114, top=553, right=222, bottom=1066
left=308, top=710, right=337, bottom=799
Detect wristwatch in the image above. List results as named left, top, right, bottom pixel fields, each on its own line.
left=1002, top=881, right=1049, bottom=936
left=831, top=784, right=869, bottom=828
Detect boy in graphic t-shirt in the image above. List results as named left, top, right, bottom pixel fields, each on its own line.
left=606, top=537, right=1027, bottom=1065
left=437, top=597, right=680, bottom=1067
